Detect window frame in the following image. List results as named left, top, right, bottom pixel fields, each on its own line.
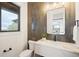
left=0, top=2, right=20, bottom=32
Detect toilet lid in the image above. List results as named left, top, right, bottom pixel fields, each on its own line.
left=19, top=50, right=33, bottom=57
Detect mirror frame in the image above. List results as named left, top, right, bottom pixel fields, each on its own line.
left=0, top=2, right=20, bottom=32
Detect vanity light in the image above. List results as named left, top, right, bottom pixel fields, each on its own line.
left=43, top=2, right=65, bottom=13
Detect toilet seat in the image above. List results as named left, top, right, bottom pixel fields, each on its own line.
left=19, top=50, right=33, bottom=57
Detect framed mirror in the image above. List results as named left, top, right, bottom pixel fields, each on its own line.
left=0, top=2, right=20, bottom=32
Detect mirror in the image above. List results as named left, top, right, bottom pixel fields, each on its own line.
left=47, top=7, right=65, bottom=35
left=0, top=2, right=20, bottom=32
left=1, top=9, right=18, bottom=31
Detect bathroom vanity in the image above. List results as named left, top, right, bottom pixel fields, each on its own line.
left=32, top=40, right=79, bottom=57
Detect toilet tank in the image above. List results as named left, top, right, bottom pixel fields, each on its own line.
left=29, top=40, right=36, bottom=50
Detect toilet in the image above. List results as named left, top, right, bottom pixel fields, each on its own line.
left=19, top=40, right=36, bottom=57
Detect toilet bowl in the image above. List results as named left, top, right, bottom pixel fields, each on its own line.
left=19, top=40, right=35, bottom=57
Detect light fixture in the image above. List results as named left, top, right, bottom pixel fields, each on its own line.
left=43, top=2, right=65, bottom=13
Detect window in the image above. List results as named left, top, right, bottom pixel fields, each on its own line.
left=0, top=2, right=20, bottom=32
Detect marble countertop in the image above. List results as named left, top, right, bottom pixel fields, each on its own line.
left=35, top=39, right=79, bottom=54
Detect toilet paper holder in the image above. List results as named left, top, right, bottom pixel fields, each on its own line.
left=3, top=48, right=12, bottom=53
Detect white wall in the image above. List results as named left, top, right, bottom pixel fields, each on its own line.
left=75, top=3, right=79, bottom=45
left=0, top=2, right=27, bottom=57
left=76, top=3, right=79, bottom=20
